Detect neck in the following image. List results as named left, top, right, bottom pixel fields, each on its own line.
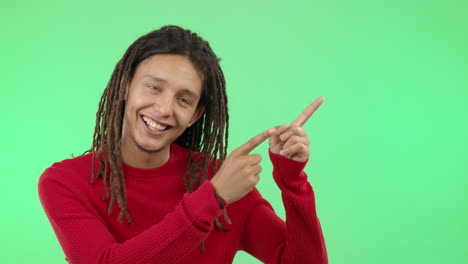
left=120, top=141, right=171, bottom=169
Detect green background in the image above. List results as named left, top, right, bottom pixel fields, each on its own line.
left=1, top=0, right=467, bottom=263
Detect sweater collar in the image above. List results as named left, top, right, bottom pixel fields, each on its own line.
left=122, top=143, right=179, bottom=178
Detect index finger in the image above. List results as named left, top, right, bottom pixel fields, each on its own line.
left=292, top=97, right=324, bottom=127
left=236, top=128, right=274, bottom=155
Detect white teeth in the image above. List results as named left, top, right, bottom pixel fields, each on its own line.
left=142, top=116, right=167, bottom=131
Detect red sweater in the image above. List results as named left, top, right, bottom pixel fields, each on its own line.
left=38, top=143, right=327, bottom=264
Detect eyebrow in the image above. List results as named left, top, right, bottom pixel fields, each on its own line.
left=143, top=74, right=200, bottom=99
left=143, top=74, right=167, bottom=83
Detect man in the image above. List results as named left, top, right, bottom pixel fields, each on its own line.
left=38, top=25, right=328, bottom=264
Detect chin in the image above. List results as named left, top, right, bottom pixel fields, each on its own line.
left=133, top=137, right=170, bottom=153
left=136, top=143, right=165, bottom=153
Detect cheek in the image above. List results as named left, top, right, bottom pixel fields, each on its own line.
left=121, top=108, right=134, bottom=134
left=123, top=101, right=142, bottom=129
left=175, top=108, right=197, bottom=125
left=126, top=93, right=150, bottom=115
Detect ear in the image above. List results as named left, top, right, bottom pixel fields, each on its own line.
left=188, top=106, right=205, bottom=127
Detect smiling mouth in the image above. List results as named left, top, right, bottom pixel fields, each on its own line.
left=141, top=115, right=170, bottom=131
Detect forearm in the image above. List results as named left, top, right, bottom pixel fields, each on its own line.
left=277, top=182, right=328, bottom=264
left=270, top=150, right=328, bottom=264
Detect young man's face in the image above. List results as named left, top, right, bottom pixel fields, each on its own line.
left=121, top=54, right=204, bottom=156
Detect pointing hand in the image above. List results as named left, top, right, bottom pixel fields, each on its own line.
left=269, top=97, right=324, bottom=162
left=211, top=128, right=274, bottom=204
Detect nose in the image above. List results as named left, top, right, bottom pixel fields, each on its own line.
left=153, top=93, right=174, bottom=117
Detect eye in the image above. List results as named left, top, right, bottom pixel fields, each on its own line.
left=147, top=85, right=162, bottom=93
left=177, top=97, right=191, bottom=106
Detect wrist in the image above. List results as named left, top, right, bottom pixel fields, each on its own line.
left=213, top=189, right=227, bottom=209
left=210, top=180, right=229, bottom=206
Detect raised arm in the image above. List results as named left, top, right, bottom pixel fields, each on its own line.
left=242, top=97, right=328, bottom=263
left=240, top=151, right=328, bottom=264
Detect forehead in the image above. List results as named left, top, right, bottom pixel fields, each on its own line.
left=134, top=54, right=203, bottom=94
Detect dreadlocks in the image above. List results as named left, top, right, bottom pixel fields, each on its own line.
left=86, top=25, right=229, bottom=230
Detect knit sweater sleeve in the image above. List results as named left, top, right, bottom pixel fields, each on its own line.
left=38, top=167, right=222, bottom=264
left=240, top=150, right=328, bottom=264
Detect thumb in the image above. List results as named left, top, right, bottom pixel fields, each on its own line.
left=269, top=125, right=288, bottom=144
left=269, top=125, right=288, bottom=153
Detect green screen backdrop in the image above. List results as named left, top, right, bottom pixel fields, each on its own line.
left=1, top=0, right=467, bottom=263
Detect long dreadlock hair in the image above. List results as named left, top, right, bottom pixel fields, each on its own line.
left=86, top=26, right=229, bottom=231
